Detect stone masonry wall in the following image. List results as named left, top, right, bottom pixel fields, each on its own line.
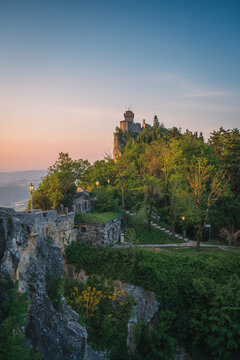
left=2, top=208, right=77, bottom=250
left=76, top=217, right=121, bottom=246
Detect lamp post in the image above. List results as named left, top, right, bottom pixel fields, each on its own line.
left=205, top=224, right=211, bottom=242
left=107, top=179, right=110, bottom=187
left=181, top=216, right=186, bottom=239
left=29, top=183, right=34, bottom=213
left=96, top=180, right=99, bottom=197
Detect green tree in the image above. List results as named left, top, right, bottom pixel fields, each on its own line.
left=32, top=170, right=76, bottom=210
left=81, top=156, right=117, bottom=191
left=187, top=159, right=228, bottom=251
left=31, top=152, right=90, bottom=211
left=153, top=115, right=160, bottom=128
left=0, top=280, right=42, bottom=360
left=48, top=152, right=90, bottom=180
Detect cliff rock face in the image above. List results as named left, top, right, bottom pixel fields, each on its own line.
left=114, top=280, right=159, bottom=352
left=0, top=208, right=87, bottom=360
left=64, top=266, right=159, bottom=354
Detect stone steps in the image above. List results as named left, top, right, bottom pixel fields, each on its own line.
left=150, top=220, right=188, bottom=242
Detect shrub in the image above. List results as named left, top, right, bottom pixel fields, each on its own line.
left=65, top=242, right=240, bottom=358
left=46, top=275, right=63, bottom=311
left=0, top=279, right=42, bottom=360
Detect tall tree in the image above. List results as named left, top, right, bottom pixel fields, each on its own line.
left=187, top=159, right=228, bottom=251
left=49, top=152, right=90, bottom=180
left=153, top=115, right=160, bottom=128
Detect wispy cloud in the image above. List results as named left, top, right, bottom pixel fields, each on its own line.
left=178, top=90, right=233, bottom=99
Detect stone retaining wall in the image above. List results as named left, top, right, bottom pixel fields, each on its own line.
left=0, top=208, right=77, bottom=250
left=76, top=217, right=121, bottom=246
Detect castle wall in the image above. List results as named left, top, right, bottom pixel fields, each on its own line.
left=120, top=120, right=130, bottom=132
left=75, top=217, right=121, bottom=246
left=0, top=208, right=77, bottom=250
left=120, top=121, right=142, bottom=133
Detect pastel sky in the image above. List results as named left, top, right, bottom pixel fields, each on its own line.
left=0, top=0, right=240, bottom=171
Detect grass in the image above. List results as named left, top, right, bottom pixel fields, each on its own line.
left=132, top=224, right=182, bottom=244
left=153, top=247, right=225, bottom=254
left=127, top=214, right=182, bottom=244
left=75, top=210, right=121, bottom=224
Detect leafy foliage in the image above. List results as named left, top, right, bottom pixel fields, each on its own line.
left=0, top=280, right=42, bottom=360
left=133, top=312, right=176, bottom=360
left=63, top=277, right=132, bottom=360
left=46, top=275, right=63, bottom=311
left=65, top=242, right=240, bottom=359
left=31, top=152, right=89, bottom=210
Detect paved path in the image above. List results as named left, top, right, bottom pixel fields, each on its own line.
left=134, top=241, right=229, bottom=251
left=124, top=213, right=238, bottom=251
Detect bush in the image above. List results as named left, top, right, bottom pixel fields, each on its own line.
left=94, top=187, right=120, bottom=212
left=0, top=279, right=42, bottom=360
left=65, top=242, right=240, bottom=359
left=133, top=312, right=176, bottom=360
left=63, top=275, right=133, bottom=360
left=46, top=275, right=63, bottom=311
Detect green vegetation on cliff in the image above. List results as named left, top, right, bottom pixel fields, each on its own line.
left=0, top=280, right=42, bottom=360
left=32, top=124, right=240, bottom=250
left=65, top=242, right=240, bottom=360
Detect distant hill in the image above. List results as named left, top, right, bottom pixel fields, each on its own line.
left=0, top=170, right=47, bottom=210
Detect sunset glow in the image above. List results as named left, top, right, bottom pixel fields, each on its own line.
left=0, top=0, right=240, bottom=171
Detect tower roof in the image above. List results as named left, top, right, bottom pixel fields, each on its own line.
left=124, top=110, right=134, bottom=122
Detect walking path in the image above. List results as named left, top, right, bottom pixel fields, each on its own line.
left=134, top=241, right=229, bottom=251
left=124, top=212, right=238, bottom=251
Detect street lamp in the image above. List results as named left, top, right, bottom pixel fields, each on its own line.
left=181, top=216, right=186, bottom=239
left=29, top=183, right=34, bottom=213
left=107, top=179, right=110, bottom=187
left=96, top=180, right=99, bottom=197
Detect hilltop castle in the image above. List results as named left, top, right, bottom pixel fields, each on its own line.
left=113, top=109, right=151, bottom=159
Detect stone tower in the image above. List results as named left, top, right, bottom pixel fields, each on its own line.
left=124, top=110, right=134, bottom=122
left=113, top=110, right=151, bottom=160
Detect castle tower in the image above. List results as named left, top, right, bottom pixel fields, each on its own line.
left=114, top=109, right=150, bottom=160
left=120, top=110, right=135, bottom=132
left=124, top=110, right=134, bottom=123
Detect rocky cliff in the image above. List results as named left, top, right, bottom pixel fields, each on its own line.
left=0, top=207, right=192, bottom=360
left=0, top=208, right=87, bottom=360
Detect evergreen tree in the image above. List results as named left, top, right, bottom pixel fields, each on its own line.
left=153, top=115, right=160, bottom=128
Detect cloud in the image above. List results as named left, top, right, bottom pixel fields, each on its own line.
left=178, top=90, right=233, bottom=99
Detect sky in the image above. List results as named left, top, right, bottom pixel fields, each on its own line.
left=0, top=0, right=240, bottom=171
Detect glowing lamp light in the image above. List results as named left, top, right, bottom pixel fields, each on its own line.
left=107, top=179, right=110, bottom=184
left=181, top=216, right=185, bottom=221
left=96, top=180, right=100, bottom=187
left=29, top=183, right=34, bottom=194
left=29, top=183, right=34, bottom=213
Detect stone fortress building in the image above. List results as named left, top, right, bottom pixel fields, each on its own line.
left=118, top=109, right=151, bottom=134
left=113, top=109, right=151, bottom=159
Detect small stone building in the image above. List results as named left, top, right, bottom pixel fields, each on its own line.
left=75, top=217, right=122, bottom=246
left=73, top=187, right=94, bottom=213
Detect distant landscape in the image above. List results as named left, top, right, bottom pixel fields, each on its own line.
left=0, top=170, right=47, bottom=211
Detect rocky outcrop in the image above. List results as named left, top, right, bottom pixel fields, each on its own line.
left=0, top=208, right=87, bottom=360
left=64, top=266, right=159, bottom=354
left=0, top=207, right=191, bottom=360
left=114, top=280, right=159, bottom=352
left=175, top=346, right=192, bottom=360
